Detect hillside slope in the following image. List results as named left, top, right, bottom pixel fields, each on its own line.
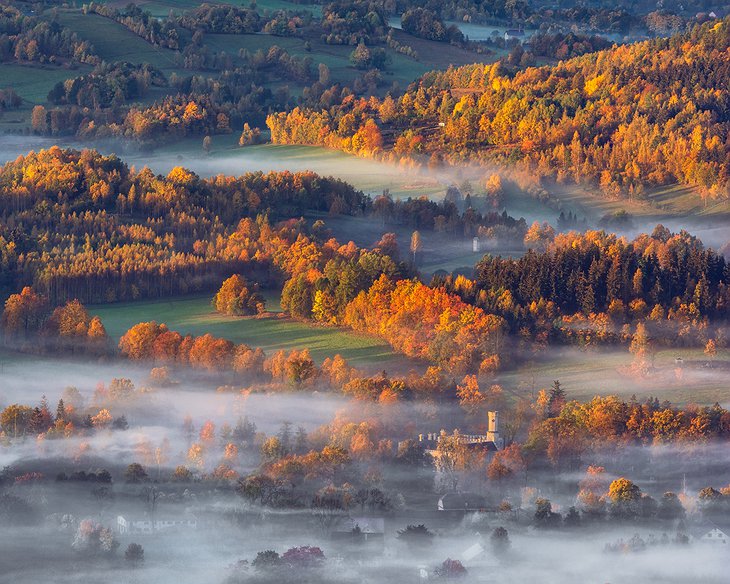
left=268, top=18, right=730, bottom=202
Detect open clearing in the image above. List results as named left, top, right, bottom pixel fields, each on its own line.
left=0, top=63, right=90, bottom=104
left=496, top=346, right=730, bottom=407
left=126, top=138, right=448, bottom=200
left=310, top=212, right=524, bottom=278
left=111, top=0, right=324, bottom=19
left=86, top=293, right=730, bottom=406
left=55, top=11, right=184, bottom=72
left=89, top=293, right=413, bottom=370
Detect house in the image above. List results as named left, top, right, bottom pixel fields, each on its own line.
left=117, top=512, right=197, bottom=535
left=504, top=28, right=525, bottom=41
left=332, top=516, right=385, bottom=542
left=438, top=492, right=488, bottom=512
left=691, top=520, right=730, bottom=544
left=331, top=516, right=385, bottom=551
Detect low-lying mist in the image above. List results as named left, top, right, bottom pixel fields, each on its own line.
left=2, top=348, right=730, bottom=584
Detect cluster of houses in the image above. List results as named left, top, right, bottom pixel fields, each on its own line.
left=112, top=409, right=730, bottom=555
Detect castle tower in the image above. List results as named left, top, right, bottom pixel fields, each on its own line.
left=486, top=411, right=504, bottom=450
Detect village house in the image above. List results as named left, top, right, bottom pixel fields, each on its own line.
left=332, top=516, right=385, bottom=546
left=691, top=520, right=730, bottom=544
left=504, top=28, right=525, bottom=42
left=437, top=492, right=488, bottom=512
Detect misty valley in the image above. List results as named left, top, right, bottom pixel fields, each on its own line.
left=1, top=0, right=730, bottom=583
left=3, top=353, right=730, bottom=584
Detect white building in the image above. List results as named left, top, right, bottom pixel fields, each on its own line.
left=504, top=28, right=525, bottom=42
left=117, top=513, right=197, bottom=535
left=692, top=521, right=730, bottom=544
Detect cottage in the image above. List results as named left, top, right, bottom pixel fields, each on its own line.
left=332, top=516, right=385, bottom=542
left=691, top=520, right=730, bottom=544
left=504, top=29, right=525, bottom=41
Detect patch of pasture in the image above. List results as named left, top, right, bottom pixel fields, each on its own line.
left=89, top=293, right=412, bottom=370
left=496, top=346, right=730, bottom=407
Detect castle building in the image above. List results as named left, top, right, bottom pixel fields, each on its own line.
left=409, top=410, right=505, bottom=456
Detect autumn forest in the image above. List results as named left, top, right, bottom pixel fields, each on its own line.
left=0, top=1, right=729, bottom=583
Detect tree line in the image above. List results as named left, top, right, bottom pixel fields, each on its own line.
left=0, top=148, right=368, bottom=304
left=436, top=227, right=729, bottom=349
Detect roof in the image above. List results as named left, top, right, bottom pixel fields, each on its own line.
left=118, top=512, right=196, bottom=522
left=690, top=519, right=730, bottom=539
left=438, top=492, right=487, bottom=511
left=332, top=516, right=385, bottom=534
left=462, top=542, right=485, bottom=562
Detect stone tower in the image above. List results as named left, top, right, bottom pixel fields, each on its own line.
left=486, top=411, right=504, bottom=450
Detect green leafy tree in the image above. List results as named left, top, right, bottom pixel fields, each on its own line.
left=124, top=463, right=148, bottom=483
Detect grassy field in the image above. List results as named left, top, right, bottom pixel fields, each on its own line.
left=89, top=293, right=413, bottom=370
left=390, top=28, right=507, bottom=71
left=55, top=11, right=184, bottom=72
left=116, top=0, right=323, bottom=19
left=0, top=63, right=90, bottom=104
left=52, top=6, right=499, bottom=94
left=527, top=181, right=730, bottom=225
left=0, top=10, right=186, bottom=128
left=0, top=63, right=93, bottom=130
left=127, top=138, right=447, bottom=199
left=496, top=347, right=730, bottom=406
left=203, top=30, right=435, bottom=91
left=86, top=292, right=730, bottom=405
left=646, top=184, right=730, bottom=217
left=534, top=183, right=665, bottom=222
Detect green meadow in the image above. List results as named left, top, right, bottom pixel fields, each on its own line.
left=496, top=347, right=730, bottom=407
left=89, top=293, right=411, bottom=370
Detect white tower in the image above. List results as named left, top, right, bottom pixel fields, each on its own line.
left=472, top=236, right=480, bottom=253
left=486, top=411, right=504, bottom=450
